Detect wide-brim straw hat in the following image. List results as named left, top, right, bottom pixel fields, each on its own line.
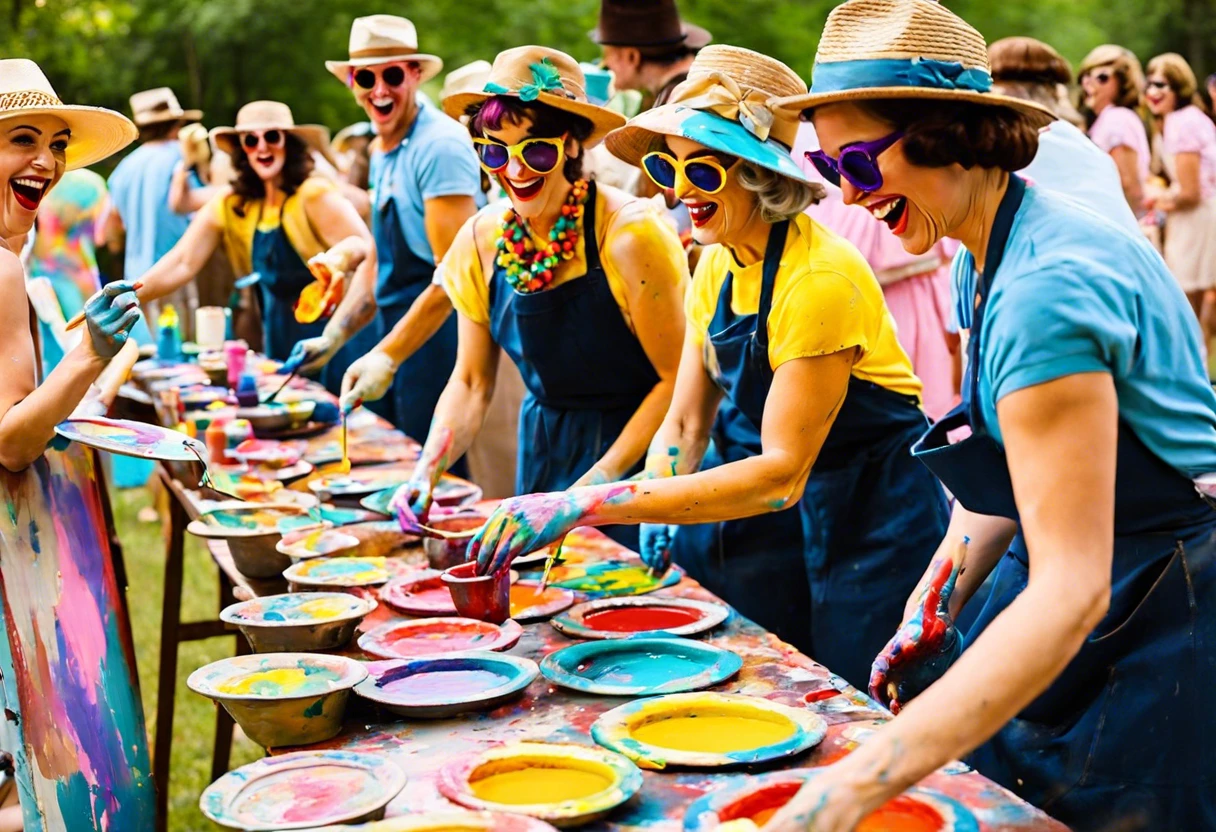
left=442, top=46, right=626, bottom=148
left=326, top=15, right=443, bottom=85
left=129, top=87, right=202, bottom=127
left=604, top=45, right=810, bottom=183
left=0, top=59, right=136, bottom=170
left=440, top=60, right=493, bottom=104
left=773, top=0, right=1054, bottom=129
left=210, top=101, right=333, bottom=163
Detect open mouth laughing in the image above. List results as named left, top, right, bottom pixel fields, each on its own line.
left=11, top=176, right=49, bottom=211
left=370, top=96, right=396, bottom=120
left=685, top=201, right=718, bottom=228
left=867, top=195, right=908, bottom=235
left=504, top=176, right=545, bottom=202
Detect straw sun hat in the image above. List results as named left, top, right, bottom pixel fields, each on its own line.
left=604, top=44, right=810, bottom=182
left=326, top=15, right=443, bottom=85
left=210, top=101, right=332, bottom=162
left=773, top=0, right=1055, bottom=129
left=0, top=59, right=136, bottom=170
left=128, top=87, right=202, bottom=127
left=442, top=46, right=626, bottom=147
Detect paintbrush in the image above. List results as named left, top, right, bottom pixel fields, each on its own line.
left=538, top=536, right=567, bottom=592
left=64, top=281, right=144, bottom=332
left=337, top=410, right=351, bottom=473
left=261, top=370, right=298, bottom=404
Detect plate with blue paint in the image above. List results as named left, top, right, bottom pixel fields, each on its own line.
left=354, top=652, right=539, bottom=718
left=539, top=636, right=741, bottom=696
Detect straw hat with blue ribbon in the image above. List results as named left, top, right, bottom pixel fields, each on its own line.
left=603, top=45, right=811, bottom=183
left=773, top=0, right=1054, bottom=128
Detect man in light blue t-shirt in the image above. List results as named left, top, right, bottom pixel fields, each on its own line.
left=286, top=14, right=480, bottom=445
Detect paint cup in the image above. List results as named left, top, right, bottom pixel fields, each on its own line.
left=235, top=371, right=260, bottom=407
left=422, top=513, right=484, bottom=571
left=195, top=306, right=227, bottom=348
left=224, top=341, right=248, bottom=389
left=442, top=561, right=511, bottom=625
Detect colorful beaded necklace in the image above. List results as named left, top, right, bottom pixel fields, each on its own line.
left=495, top=179, right=590, bottom=293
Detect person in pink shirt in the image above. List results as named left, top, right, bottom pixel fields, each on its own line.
left=1145, top=52, right=1216, bottom=349
left=1078, top=45, right=1151, bottom=215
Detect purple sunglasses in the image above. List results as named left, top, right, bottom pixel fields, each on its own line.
left=805, top=129, right=904, bottom=192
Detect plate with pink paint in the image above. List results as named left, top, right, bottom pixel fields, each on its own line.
left=55, top=416, right=209, bottom=461
left=354, top=652, right=539, bottom=718
left=199, top=749, right=406, bottom=830
left=380, top=569, right=519, bottom=616
left=358, top=617, right=524, bottom=659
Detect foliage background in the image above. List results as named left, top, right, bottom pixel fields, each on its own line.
left=6, top=0, right=1215, bottom=170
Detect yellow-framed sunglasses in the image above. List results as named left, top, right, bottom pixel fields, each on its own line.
left=472, top=136, right=567, bottom=175
left=641, top=151, right=735, bottom=194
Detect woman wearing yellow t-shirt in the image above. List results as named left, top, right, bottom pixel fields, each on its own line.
left=469, top=46, right=950, bottom=688
left=384, top=47, right=688, bottom=551
left=137, top=101, right=374, bottom=375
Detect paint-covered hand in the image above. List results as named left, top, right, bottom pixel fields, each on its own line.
left=83, top=281, right=141, bottom=360
left=639, top=523, right=676, bottom=574
left=761, top=772, right=865, bottom=832
left=469, top=492, right=586, bottom=576
left=390, top=479, right=434, bottom=533
left=282, top=335, right=338, bottom=376
left=869, top=555, right=963, bottom=714
left=340, top=350, right=397, bottom=414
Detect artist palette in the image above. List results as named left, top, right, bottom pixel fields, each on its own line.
left=358, top=617, right=524, bottom=659
left=360, top=476, right=485, bottom=515
left=543, top=560, right=683, bottom=598
left=187, top=653, right=366, bottom=749
left=540, top=637, right=742, bottom=697
left=327, top=810, right=559, bottom=832
left=220, top=592, right=376, bottom=653
left=200, top=750, right=406, bottom=830
left=552, top=596, right=729, bottom=639
left=276, top=528, right=361, bottom=562
left=380, top=570, right=520, bottom=617
left=509, top=582, right=576, bottom=622
left=681, top=770, right=980, bottom=832
left=437, top=742, right=644, bottom=827
left=284, top=556, right=391, bottom=589
left=354, top=652, right=539, bottom=718
left=54, top=416, right=209, bottom=462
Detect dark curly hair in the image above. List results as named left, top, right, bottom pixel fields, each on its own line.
left=467, top=95, right=594, bottom=182
left=850, top=99, right=1040, bottom=172
left=230, top=133, right=314, bottom=215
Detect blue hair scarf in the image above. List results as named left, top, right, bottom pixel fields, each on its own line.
left=811, top=57, right=993, bottom=95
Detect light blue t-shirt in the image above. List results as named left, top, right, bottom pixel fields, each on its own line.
left=369, top=99, right=481, bottom=307
left=955, top=184, right=1216, bottom=478
left=107, top=141, right=191, bottom=280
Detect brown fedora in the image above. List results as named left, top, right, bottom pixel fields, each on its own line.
left=590, top=0, right=712, bottom=51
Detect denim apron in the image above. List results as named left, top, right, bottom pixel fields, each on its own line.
left=488, top=183, right=658, bottom=550
left=250, top=214, right=327, bottom=363
left=913, top=175, right=1216, bottom=830
left=699, top=220, right=949, bottom=687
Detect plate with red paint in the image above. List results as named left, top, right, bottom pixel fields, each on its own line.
left=552, top=596, right=729, bottom=640
left=357, top=617, right=524, bottom=659
left=681, top=769, right=980, bottom=832
left=509, top=582, right=576, bottom=622
left=354, top=652, right=539, bottom=718
left=381, top=569, right=519, bottom=617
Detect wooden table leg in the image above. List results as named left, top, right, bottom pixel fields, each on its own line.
left=153, top=490, right=187, bottom=832
left=210, top=568, right=245, bottom=781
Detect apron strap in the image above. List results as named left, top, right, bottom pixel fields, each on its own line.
left=755, top=219, right=791, bottom=351
left=581, top=180, right=602, bottom=268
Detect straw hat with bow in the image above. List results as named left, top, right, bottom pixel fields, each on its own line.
left=442, top=47, right=626, bottom=147
left=128, top=87, right=202, bottom=127
left=210, top=101, right=333, bottom=165
left=772, top=0, right=1054, bottom=128
left=0, top=59, right=136, bottom=170
left=326, top=15, right=443, bottom=85
left=604, top=45, right=810, bottom=182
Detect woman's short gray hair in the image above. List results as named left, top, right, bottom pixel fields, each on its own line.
left=737, top=162, right=825, bottom=222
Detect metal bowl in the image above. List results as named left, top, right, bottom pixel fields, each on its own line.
left=237, top=401, right=317, bottom=432
left=220, top=592, right=377, bottom=653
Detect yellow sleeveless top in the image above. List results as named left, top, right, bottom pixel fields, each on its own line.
left=213, top=176, right=334, bottom=276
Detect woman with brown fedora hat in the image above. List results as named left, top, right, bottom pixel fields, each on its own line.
left=135, top=100, right=376, bottom=384
left=467, top=45, right=950, bottom=684
left=763, top=1, right=1216, bottom=828
left=379, top=46, right=688, bottom=552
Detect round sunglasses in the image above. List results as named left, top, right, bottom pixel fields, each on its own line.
left=353, top=65, right=407, bottom=90
left=472, top=136, right=566, bottom=175
left=804, top=129, right=904, bottom=193
left=641, top=151, right=735, bottom=194
left=242, top=130, right=284, bottom=150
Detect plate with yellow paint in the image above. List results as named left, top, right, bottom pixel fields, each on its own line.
left=284, top=556, right=390, bottom=588
left=539, top=637, right=741, bottom=696
left=437, top=741, right=643, bottom=827
left=309, top=810, right=559, bottom=832
left=591, top=692, right=826, bottom=770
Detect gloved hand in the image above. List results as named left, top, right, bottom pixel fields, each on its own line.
left=390, top=478, right=434, bottom=533
left=340, top=350, right=397, bottom=414
left=83, top=281, right=141, bottom=360
left=639, top=523, right=677, bottom=575
left=869, top=555, right=963, bottom=714
left=281, top=335, right=339, bottom=376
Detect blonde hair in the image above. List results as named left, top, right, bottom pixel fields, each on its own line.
left=737, top=163, right=824, bottom=222
left=1147, top=52, right=1203, bottom=108
left=1078, top=44, right=1145, bottom=110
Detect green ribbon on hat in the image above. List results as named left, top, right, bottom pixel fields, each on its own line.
left=484, top=58, right=566, bottom=101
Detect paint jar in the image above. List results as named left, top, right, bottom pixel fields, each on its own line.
left=442, top=561, right=511, bottom=624
left=205, top=419, right=230, bottom=465
left=195, top=306, right=227, bottom=348
left=422, top=513, right=484, bottom=571
left=235, top=372, right=259, bottom=407
left=224, top=341, right=248, bottom=389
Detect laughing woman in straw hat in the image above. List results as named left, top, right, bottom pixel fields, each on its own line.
left=758, top=1, right=1216, bottom=829
left=0, top=59, right=143, bottom=470
left=136, top=100, right=376, bottom=376
left=467, top=44, right=950, bottom=687
left=384, top=46, right=688, bottom=549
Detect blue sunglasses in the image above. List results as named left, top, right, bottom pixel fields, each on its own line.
left=805, top=129, right=904, bottom=192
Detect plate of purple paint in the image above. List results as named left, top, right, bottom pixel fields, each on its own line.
left=354, top=653, right=539, bottom=718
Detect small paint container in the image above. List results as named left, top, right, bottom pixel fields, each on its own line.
left=205, top=419, right=230, bottom=465
left=235, top=371, right=259, bottom=407
left=422, top=513, right=484, bottom=571
left=195, top=306, right=227, bottom=348
left=443, top=562, right=511, bottom=625
left=224, top=341, right=248, bottom=388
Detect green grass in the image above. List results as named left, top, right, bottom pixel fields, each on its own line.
left=111, top=485, right=262, bottom=832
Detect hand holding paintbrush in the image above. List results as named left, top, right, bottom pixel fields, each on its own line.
left=64, top=281, right=145, bottom=361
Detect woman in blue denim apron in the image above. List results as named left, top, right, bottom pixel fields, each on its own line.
left=387, top=47, right=688, bottom=548
left=467, top=45, right=949, bottom=693
left=765, top=3, right=1216, bottom=830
